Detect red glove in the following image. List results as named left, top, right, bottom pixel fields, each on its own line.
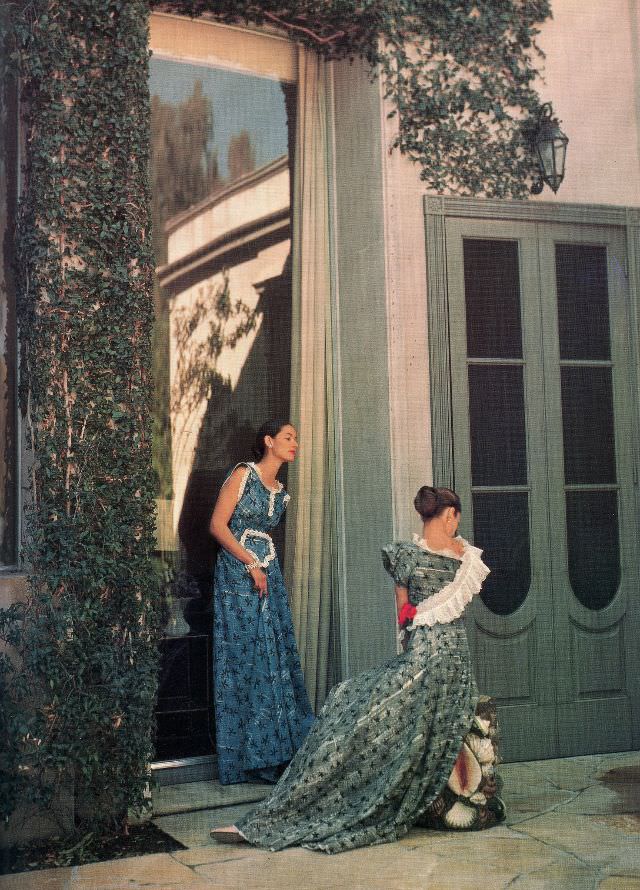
left=398, top=602, right=417, bottom=627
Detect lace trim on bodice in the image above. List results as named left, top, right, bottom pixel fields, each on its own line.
left=249, top=462, right=284, bottom=517
left=408, top=537, right=490, bottom=628
left=223, top=462, right=253, bottom=501
left=224, top=462, right=288, bottom=518
left=237, top=465, right=251, bottom=501
left=239, top=528, right=277, bottom=568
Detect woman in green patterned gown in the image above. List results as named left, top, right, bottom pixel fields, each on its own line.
left=211, top=486, right=504, bottom=853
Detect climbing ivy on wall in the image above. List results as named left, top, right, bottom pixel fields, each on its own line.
left=1, top=0, right=159, bottom=828
left=1, top=0, right=551, bottom=834
left=158, top=0, right=552, bottom=197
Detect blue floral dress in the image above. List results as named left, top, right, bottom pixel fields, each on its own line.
left=235, top=537, right=503, bottom=852
left=213, top=462, right=314, bottom=785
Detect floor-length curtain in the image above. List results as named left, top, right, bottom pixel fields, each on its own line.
left=284, top=47, right=338, bottom=711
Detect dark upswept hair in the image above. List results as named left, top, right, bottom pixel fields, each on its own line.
left=414, top=486, right=462, bottom=521
left=252, top=419, right=291, bottom=460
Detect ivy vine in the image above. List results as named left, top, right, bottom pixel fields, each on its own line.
left=1, top=0, right=550, bottom=837
left=156, top=0, right=552, bottom=197
left=2, top=0, right=159, bottom=830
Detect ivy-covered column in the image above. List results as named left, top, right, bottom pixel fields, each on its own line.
left=6, top=0, right=158, bottom=826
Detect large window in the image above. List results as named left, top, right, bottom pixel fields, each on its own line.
left=149, top=14, right=297, bottom=760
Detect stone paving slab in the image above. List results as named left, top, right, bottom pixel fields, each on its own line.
left=513, top=811, right=640, bottom=872
left=501, top=752, right=640, bottom=792
left=190, top=831, right=569, bottom=890
left=0, top=852, right=202, bottom=889
left=503, top=783, right=580, bottom=818
left=2, top=752, right=640, bottom=889
left=592, top=813, right=640, bottom=834
left=0, top=868, right=72, bottom=890
left=172, top=844, right=256, bottom=867
left=153, top=802, right=255, bottom=848
left=599, top=879, right=640, bottom=890
left=558, top=783, right=640, bottom=816
left=507, top=861, right=601, bottom=890
left=402, top=827, right=578, bottom=888
left=192, top=843, right=444, bottom=890
left=178, top=823, right=574, bottom=889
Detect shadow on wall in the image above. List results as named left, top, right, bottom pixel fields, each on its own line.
left=175, top=253, right=293, bottom=616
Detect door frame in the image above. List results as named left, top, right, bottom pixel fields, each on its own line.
left=424, top=196, right=640, bottom=759
left=535, top=223, right=638, bottom=756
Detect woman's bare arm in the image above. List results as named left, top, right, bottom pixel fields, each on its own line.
left=210, top=467, right=268, bottom=596
left=395, top=584, right=409, bottom=616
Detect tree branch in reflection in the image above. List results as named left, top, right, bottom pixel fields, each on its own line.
left=171, top=270, right=258, bottom=420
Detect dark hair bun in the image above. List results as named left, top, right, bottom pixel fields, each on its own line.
left=414, top=486, right=462, bottom=521
left=252, top=419, right=290, bottom=460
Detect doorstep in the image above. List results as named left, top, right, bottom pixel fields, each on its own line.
left=152, top=780, right=270, bottom=817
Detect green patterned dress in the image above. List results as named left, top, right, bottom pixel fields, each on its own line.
left=235, top=537, right=500, bottom=853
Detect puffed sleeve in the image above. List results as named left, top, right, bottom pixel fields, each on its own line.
left=381, top=542, right=417, bottom=587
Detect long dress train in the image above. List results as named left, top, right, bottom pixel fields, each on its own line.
left=235, top=537, right=504, bottom=852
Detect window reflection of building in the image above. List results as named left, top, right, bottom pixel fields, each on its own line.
left=157, top=155, right=292, bottom=565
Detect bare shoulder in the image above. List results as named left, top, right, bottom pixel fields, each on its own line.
left=226, top=464, right=250, bottom=484
left=220, top=464, right=250, bottom=496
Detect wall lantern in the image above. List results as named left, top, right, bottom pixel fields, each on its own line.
left=529, top=102, right=569, bottom=195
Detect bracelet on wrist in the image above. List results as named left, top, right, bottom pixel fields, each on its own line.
left=245, top=559, right=262, bottom=573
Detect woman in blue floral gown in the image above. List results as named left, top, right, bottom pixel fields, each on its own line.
left=211, top=486, right=505, bottom=851
left=210, top=420, right=314, bottom=785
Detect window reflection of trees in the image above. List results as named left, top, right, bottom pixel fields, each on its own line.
left=150, top=79, right=265, bottom=510
left=151, top=81, right=222, bottom=265
left=151, top=81, right=223, bottom=506
left=150, top=68, right=293, bottom=592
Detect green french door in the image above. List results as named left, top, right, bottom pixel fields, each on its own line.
left=445, top=217, right=640, bottom=761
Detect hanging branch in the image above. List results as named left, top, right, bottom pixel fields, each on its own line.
left=262, top=11, right=347, bottom=46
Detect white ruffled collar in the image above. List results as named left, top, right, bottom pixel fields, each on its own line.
left=248, top=462, right=288, bottom=517
left=408, top=537, right=490, bottom=629
left=412, top=532, right=465, bottom=561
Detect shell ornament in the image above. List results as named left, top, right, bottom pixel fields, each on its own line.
left=417, top=697, right=506, bottom=832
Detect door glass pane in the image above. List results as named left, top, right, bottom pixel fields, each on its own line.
left=473, top=492, right=531, bottom=615
left=566, top=490, right=620, bottom=610
left=469, top=365, right=527, bottom=486
left=556, top=244, right=610, bottom=360
left=150, top=54, right=295, bottom=759
left=561, top=367, right=616, bottom=484
left=464, top=239, right=522, bottom=359
left=156, top=635, right=211, bottom=759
